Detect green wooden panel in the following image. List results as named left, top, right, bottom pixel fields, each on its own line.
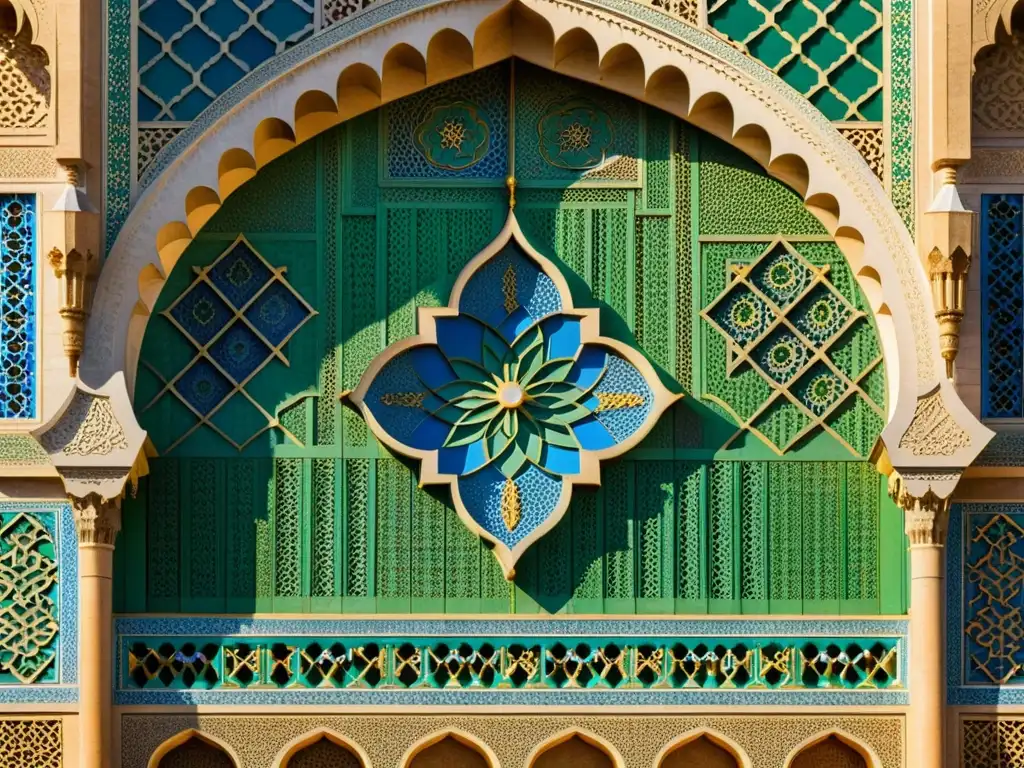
left=121, top=65, right=906, bottom=617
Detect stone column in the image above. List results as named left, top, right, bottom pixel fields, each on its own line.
left=891, top=474, right=952, bottom=768
left=70, top=492, right=122, bottom=768
left=31, top=374, right=148, bottom=768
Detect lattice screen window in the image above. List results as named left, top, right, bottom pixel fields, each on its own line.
left=0, top=194, right=35, bottom=420
left=136, top=0, right=314, bottom=122
left=963, top=719, right=1024, bottom=768
left=706, top=0, right=883, bottom=121
left=0, top=719, right=61, bottom=768
left=981, top=194, right=1024, bottom=419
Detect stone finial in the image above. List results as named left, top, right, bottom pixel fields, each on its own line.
left=31, top=373, right=149, bottom=503
left=47, top=247, right=99, bottom=376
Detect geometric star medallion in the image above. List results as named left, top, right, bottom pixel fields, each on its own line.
left=347, top=212, right=680, bottom=577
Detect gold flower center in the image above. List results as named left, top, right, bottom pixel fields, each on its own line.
left=497, top=382, right=524, bottom=409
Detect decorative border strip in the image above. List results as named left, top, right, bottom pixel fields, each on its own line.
left=115, top=616, right=910, bottom=636
left=115, top=617, right=908, bottom=706
left=0, top=503, right=78, bottom=702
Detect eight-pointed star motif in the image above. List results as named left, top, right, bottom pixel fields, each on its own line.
left=347, top=213, right=680, bottom=577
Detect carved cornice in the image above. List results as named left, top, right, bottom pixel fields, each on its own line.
left=69, top=492, right=122, bottom=546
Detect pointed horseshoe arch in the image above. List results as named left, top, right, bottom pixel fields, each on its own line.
left=526, top=729, right=624, bottom=768
left=147, top=729, right=241, bottom=768
left=654, top=729, right=752, bottom=768
left=783, top=730, right=881, bottom=768
left=273, top=729, right=371, bottom=767
left=88, top=0, right=952, bottom=456
left=400, top=729, right=499, bottom=768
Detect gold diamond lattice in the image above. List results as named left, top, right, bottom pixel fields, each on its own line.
left=701, top=239, right=884, bottom=455
left=143, top=235, right=317, bottom=452
left=707, top=0, right=883, bottom=121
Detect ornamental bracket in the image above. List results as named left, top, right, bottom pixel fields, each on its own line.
left=31, top=373, right=150, bottom=527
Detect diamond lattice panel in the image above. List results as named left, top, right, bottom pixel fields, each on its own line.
left=701, top=239, right=884, bottom=455
left=137, top=0, right=314, bottom=121
left=707, top=0, right=883, bottom=121
left=143, top=237, right=316, bottom=451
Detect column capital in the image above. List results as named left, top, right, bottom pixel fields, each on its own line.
left=888, top=469, right=958, bottom=546
left=69, top=492, right=122, bottom=546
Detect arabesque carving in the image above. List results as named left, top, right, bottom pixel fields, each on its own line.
left=0, top=513, right=58, bottom=684
left=41, top=391, right=127, bottom=457
left=973, top=29, right=1024, bottom=134
left=898, top=390, right=971, bottom=456
left=0, top=23, right=49, bottom=131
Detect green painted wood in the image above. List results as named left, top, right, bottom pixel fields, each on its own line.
left=122, top=65, right=906, bottom=617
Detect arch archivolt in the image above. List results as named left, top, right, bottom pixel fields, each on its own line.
left=146, top=729, right=241, bottom=768
left=89, top=0, right=968, bottom=460
left=272, top=728, right=371, bottom=767
left=653, top=729, right=751, bottom=768
left=974, top=0, right=1023, bottom=59
left=526, top=728, right=624, bottom=767
left=400, top=728, right=499, bottom=768
left=783, top=729, right=880, bottom=768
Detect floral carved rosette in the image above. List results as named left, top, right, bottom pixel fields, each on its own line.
left=414, top=101, right=491, bottom=171
left=348, top=214, right=679, bottom=576
left=538, top=99, right=614, bottom=170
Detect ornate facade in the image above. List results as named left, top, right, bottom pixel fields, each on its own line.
left=0, top=0, right=1020, bottom=765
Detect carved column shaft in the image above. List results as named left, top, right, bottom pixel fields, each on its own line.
left=71, top=493, right=121, bottom=768
left=891, top=476, right=950, bottom=768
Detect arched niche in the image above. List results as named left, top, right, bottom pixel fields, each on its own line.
left=89, top=0, right=949, bottom=431
left=657, top=733, right=745, bottom=768
left=148, top=731, right=239, bottom=768
left=403, top=731, right=496, bottom=768
left=0, top=0, right=49, bottom=131
left=787, top=733, right=873, bottom=768
left=528, top=731, right=622, bottom=768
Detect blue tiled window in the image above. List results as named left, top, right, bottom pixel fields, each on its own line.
left=0, top=195, right=36, bottom=419
left=982, top=194, right=1024, bottom=419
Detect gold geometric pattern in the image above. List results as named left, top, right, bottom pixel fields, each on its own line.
left=142, top=236, right=316, bottom=452
left=701, top=239, right=884, bottom=456
left=0, top=719, right=61, bottom=768
left=963, top=719, right=1024, bottom=768
left=502, top=265, right=518, bottom=314
left=500, top=478, right=522, bottom=532
left=595, top=392, right=645, bottom=412
left=837, top=125, right=885, bottom=183
left=966, top=514, right=1024, bottom=684
left=0, top=513, right=58, bottom=684
left=380, top=393, right=425, bottom=408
